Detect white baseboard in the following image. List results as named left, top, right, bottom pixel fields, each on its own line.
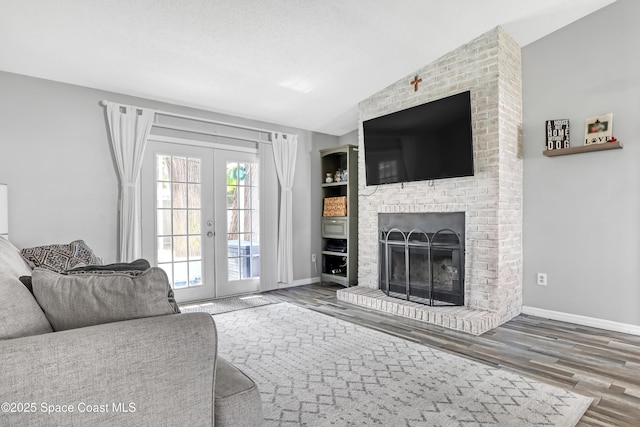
left=278, top=276, right=321, bottom=289
left=521, top=306, right=640, bottom=336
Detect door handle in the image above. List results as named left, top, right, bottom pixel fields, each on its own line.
left=207, top=231, right=214, bottom=238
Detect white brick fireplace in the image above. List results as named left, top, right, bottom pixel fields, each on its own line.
left=337, top=27, right=523, bottom=335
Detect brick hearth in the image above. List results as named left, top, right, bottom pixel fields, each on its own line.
left=337, top=287, right=498, bottom=335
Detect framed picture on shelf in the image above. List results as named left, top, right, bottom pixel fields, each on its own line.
left=584, top=113, right=613, bottom=145
left=545, top=119, right=570, bottom=150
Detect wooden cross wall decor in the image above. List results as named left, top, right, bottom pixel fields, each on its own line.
left=410, top=75, right=422, bottom=91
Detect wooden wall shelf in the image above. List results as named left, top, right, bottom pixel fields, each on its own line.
left=543, top=141, right=622, bottom=157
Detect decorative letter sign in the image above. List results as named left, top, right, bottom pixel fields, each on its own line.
left=545, top=119, right=570, bottom=150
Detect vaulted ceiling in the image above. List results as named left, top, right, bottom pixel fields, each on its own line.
left=0, top=0, right=617, bottom=135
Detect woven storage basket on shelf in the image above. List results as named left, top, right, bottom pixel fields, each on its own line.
left=323, top=196, right=347, bottom=217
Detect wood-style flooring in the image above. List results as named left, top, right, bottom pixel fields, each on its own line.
left=265, top=283, right=640, bottom=427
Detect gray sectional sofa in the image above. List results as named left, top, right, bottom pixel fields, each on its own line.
left=0, top=237, right=263, bottom=426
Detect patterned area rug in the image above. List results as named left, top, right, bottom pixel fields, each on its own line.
left=179, top=294, right=281, bottom=315
left=214, top=303, right=592, bottom=426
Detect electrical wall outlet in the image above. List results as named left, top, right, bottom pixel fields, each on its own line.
left=311, top=254, right=316, bottom=263
left=537, top=273, right=547, bottom=286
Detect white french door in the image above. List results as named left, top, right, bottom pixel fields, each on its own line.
left=141, top=141, right=215, bottom=302
left=214, top=149, right=260, bottom=297
left=141, top=140, right=261, bottom=302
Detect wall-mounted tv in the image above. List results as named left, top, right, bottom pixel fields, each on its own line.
left=363, top=91, right=474, bottom=186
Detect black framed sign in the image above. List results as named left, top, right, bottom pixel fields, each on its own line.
left=545, top=119, right=570, bottom=150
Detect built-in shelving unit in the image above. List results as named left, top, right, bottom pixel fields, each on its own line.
left=320, top=145, right=357, bottom=287
left=543, top=141, right=622, bottom=157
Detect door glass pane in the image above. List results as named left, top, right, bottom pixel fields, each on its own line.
left=227, top=234, right=239, bottom=258
left=239, top=186, right=252, bottom=208
left=172, top=157, right=187, bottom=181
left=188, top=210, right=201, bottom=234
left=188, top=159, right=201, bottom=183
left=189, top=261, right=202, bottom=286
left=226, top=160, right=259, bottom=281
left=188, top=184, right=201, bottom=208
left=237, top=162, right=250, bottom=185
left=157, top=155, right=171, bottom=181
left=157, top=237, right=172, bottom=263
left=226, top=186, right=238, bottom=210
left=228, top=258, right=240, bottom=281
left=239, top=233, right=251, bottom=247
left=157, top=209, right=172, bottom=235
left=189, top=236, right=202, bottom=259
left=173, top=236, right=187, bottom=260
left=155, top=154, right=204, bottom=290
left=173, top=210, right=187, bottom=235
left=174, top=262, right=188, bottom=288
left=173, top=183, right=187, bottom=208
left=157, top=183, right=171, bottom=208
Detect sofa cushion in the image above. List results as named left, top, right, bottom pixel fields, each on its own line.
left=0, top=276, right=53, bottom=340
left=215, top=357, right=264, bottom=426
left=20, top=239, right=101, bottom=273
left=18, top=259, right=155, bottom=294
left=0, top=237, right=52, bottom=340
left=64, top=260, right=180, bottom=314
left=32, top=267, right=179, bottom=331
left=19, top=260, right=154, bottom=293
left=0, top=236, right=33, bottom=278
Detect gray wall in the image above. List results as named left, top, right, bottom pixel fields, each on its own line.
left=0, top=71, right=339, bottom=284
left=522, top=0, right=640, bottom=326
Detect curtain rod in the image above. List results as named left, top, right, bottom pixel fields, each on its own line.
left=99, top=99, right=279, bottom=141
left=156, top=109, right=274, bottom=136
left=152, top=123, right=267, bottom=145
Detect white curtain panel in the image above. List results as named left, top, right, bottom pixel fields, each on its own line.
left=106, top=103, right=155, bottom=262
left=271, top=132, right=298, bottom=284
left=259, top=142, right=279, bottom=290
left=0, top=184, right=8, bottom=237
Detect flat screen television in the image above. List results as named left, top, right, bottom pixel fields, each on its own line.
left=363, top=91, right=474, bottom=186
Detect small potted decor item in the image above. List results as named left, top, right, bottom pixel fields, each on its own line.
left=325, top=172, right=333, bottom=183
left=342, top=169, right=348, bottom=182
left=334, top=170, right=343, bottom=182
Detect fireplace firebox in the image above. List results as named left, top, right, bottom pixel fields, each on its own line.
left=378, top=213, right=464, bottom=306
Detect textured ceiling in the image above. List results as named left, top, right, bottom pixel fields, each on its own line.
left=0, top=0, right=617, bottom=136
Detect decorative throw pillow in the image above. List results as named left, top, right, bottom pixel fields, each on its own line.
left=63, top=259, right=180, bottom=313
left=0, top=236, right=33, bottom=277
left=31, top=267, right=180, bottom=331
left=20, top=240, right=101, bottom=273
